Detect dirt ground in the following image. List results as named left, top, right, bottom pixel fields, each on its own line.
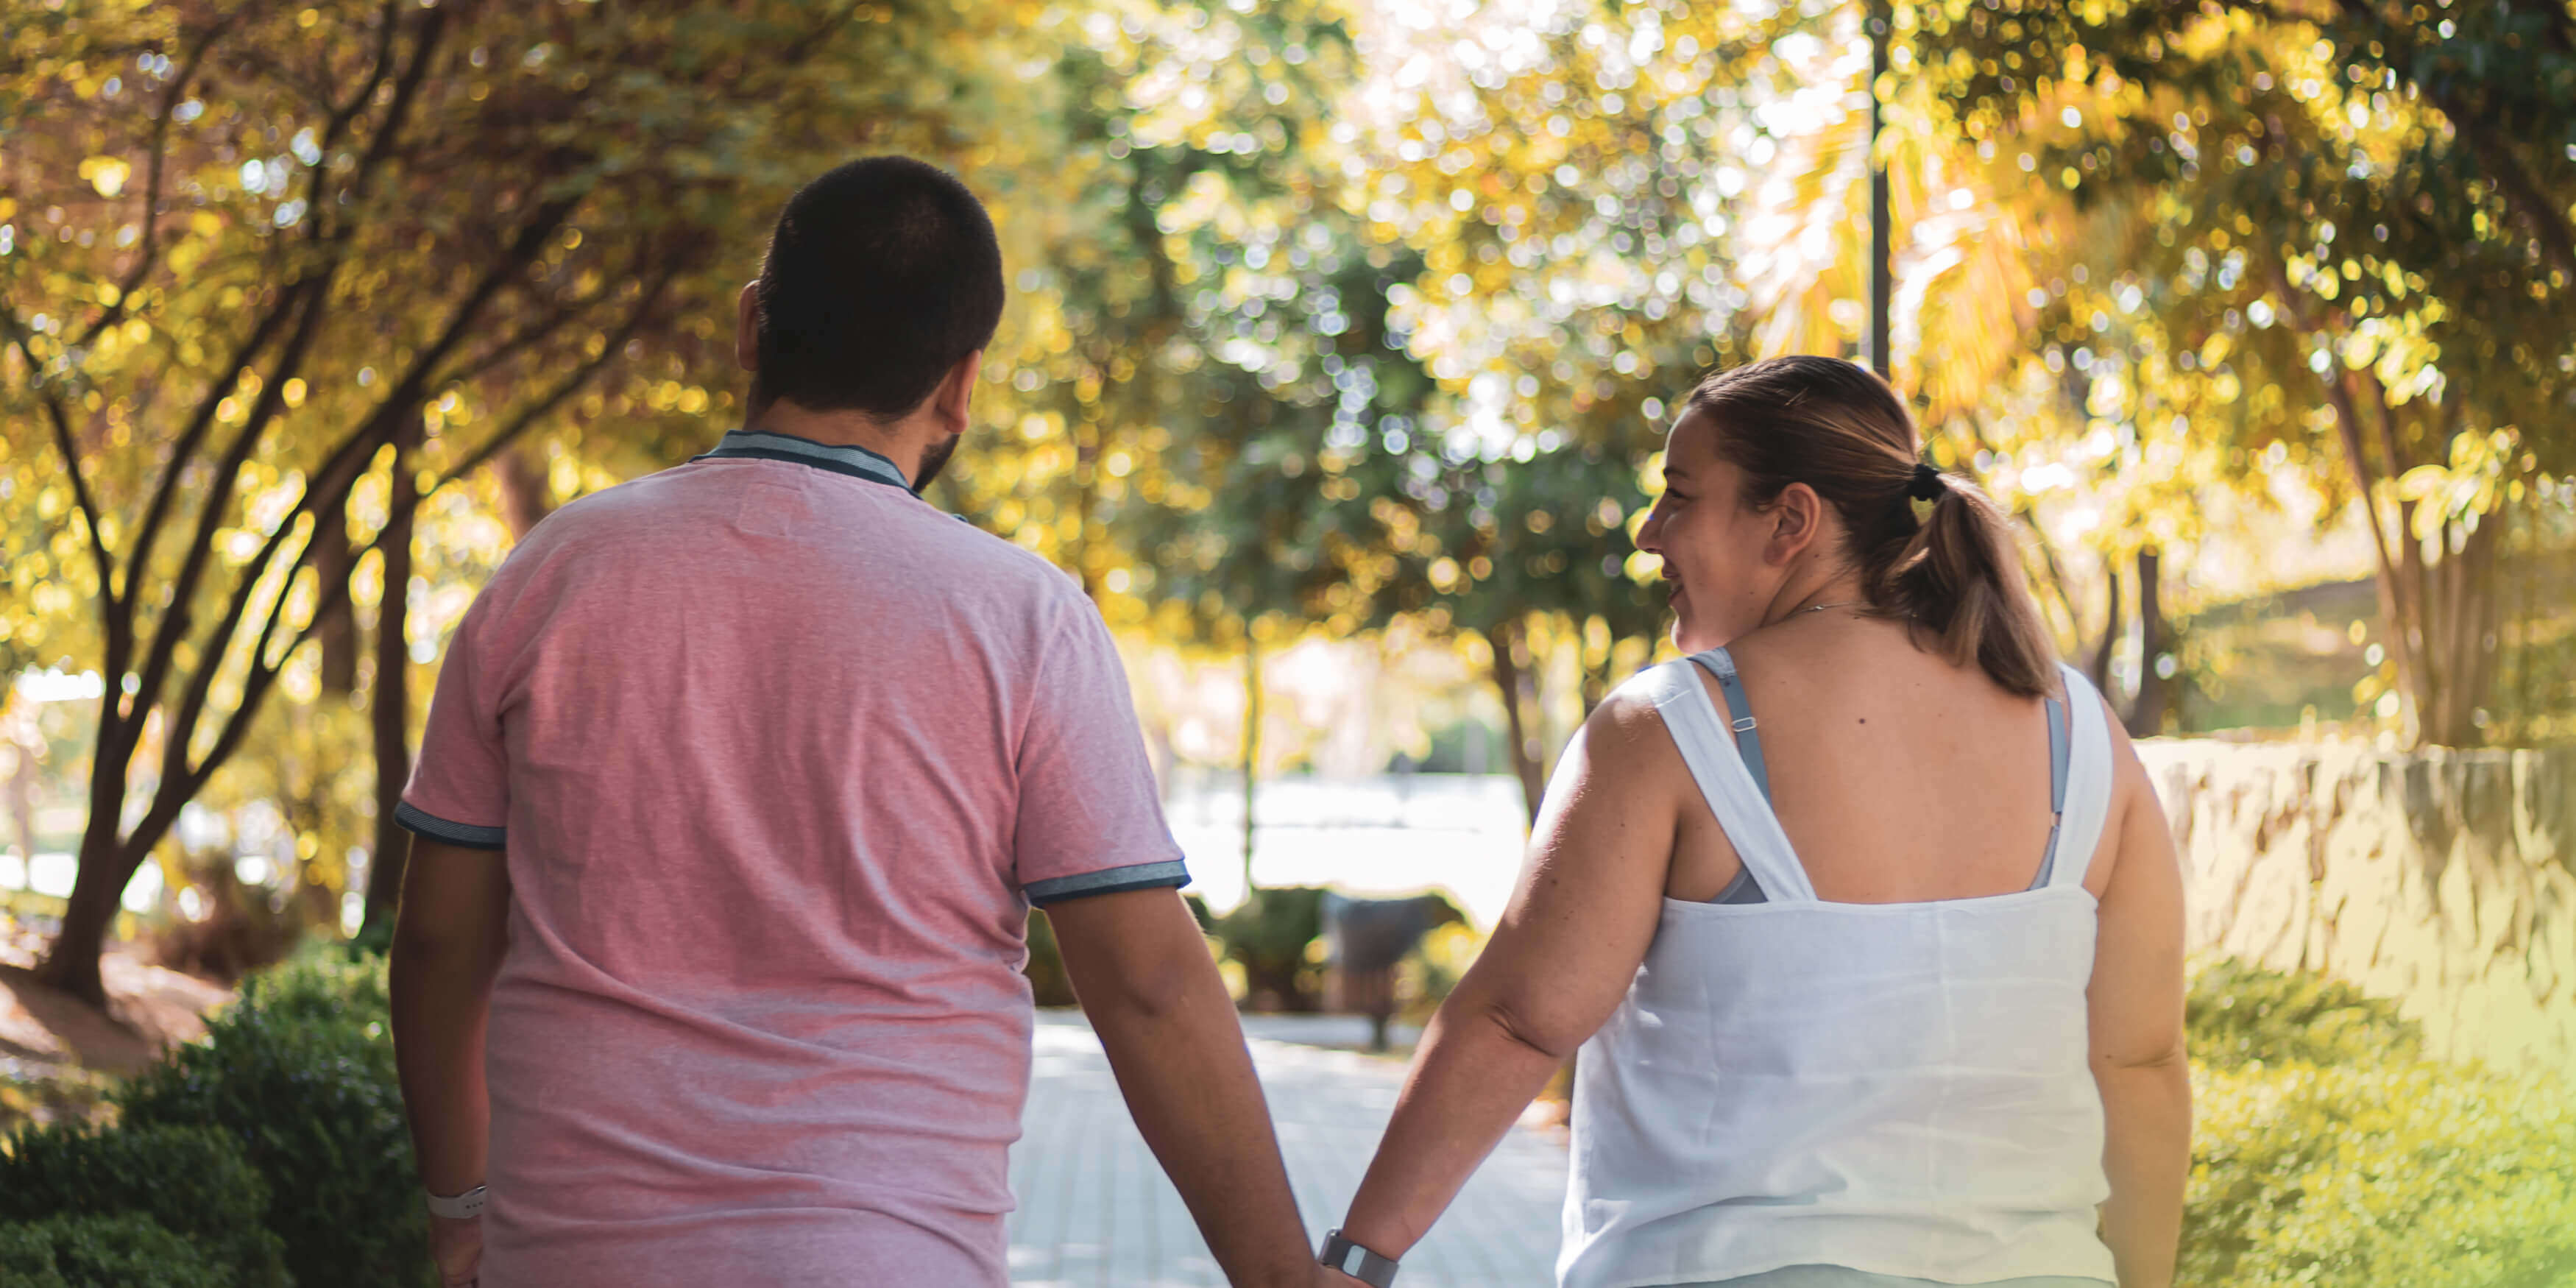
left=0, top=916, right=232, bottom=1094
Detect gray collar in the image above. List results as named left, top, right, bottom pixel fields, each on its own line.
left=693, top=428, right=912, bottom=492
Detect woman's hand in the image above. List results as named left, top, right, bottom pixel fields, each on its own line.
left=428, top=1213, right=482, bottom=1287
left=1316, top=1270, right=1373, bottom=1287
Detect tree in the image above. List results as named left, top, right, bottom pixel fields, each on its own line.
left=1, top=0, right=988, bottom=1004
left=1914, top=0, right=2576, bottom=744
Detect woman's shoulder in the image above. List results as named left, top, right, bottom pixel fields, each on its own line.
left=1580, top=664, right=1699, bottom=764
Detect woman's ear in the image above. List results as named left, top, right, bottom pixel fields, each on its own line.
left=1766, top=482, right=1825, bottom=567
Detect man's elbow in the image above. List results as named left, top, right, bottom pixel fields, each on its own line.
left=1064, top=930, right=1213, bottom=1021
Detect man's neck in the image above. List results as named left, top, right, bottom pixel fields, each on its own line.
left=743, top=400, right=914, bottom=463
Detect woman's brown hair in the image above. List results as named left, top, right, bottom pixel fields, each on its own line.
left=1682, top=355, right=2059, bottom=698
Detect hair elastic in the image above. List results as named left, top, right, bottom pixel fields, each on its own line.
left=1906, top=463, right=1947, bottom=502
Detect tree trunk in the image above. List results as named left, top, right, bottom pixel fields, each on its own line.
left=2088, top=564, right=2123, bottom=697
left=314, top=495, right=359, bottom=696
left=491, top=442, right=553, bottom=539
left=2412, top=512, right=2506, bottom=747
left=361, top=415, right=422, bottom=936
left=1488, top=618, right=1546, bottom=825
left=1240, top=630, right=1261, bottom=897
left=34, top=696, right=145, bottom=1006
left=32, top=820, right=125, bottom=1006
left=2126, top=549, right=2169, bottom=737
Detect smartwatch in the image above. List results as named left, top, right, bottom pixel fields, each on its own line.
left=1319, top=1228, right=1399, bottom=1286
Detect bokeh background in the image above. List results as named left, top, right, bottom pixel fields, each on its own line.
left=3, top=1, right=2574, bottom=1284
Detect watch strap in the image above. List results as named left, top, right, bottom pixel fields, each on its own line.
left=425, top=1184, right=487, bottom=1220
left=1320, top=1228, right=1399, bottom=1287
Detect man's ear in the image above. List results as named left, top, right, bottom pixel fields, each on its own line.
left=932, top=350, right=984, bottom=436
left=735, top=281, right=760, bottom=372
left=1767, top=481, right=1825, bottom=566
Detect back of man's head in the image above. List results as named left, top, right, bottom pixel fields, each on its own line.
left=751, top=156, right=1005, bottom=419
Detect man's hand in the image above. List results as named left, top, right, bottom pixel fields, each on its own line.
left=1044, top=887, right=1312, bottom=1288
left=428, top=1213, right=482, bottom=1287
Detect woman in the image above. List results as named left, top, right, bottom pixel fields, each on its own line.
left=1318, top=356, right=2190, bottom=1288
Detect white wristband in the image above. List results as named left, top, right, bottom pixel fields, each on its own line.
left=425, top=1185, right=487, bottom=1220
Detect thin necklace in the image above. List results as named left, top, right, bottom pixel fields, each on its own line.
left=1796, top=599, right=1866, bottom=615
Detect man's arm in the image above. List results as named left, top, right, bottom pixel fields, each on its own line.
left=1044, top=887, right=1318, bottom=1288
left=389, top=835, right=512, bottom=1286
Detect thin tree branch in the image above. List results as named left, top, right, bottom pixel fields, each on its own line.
left=152, top=196, right=579, bottom=781
left=434, top=269, right=676, bottom=486
left=296, top=0, right=406, bottom=250
left=128, top=277, right=333, bottom=736
left=121, top=279, right=313, bottom=630
left=71, top=21, right=232, bottom=348
left=776, top=0, right=872, bottom=67
left=441, top=288, right=601, bottom=388
left=153, top=410, right=385, bottom=792
left=2, top=328, right=117, bottom=617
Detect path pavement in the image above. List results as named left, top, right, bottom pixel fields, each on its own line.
left=1009, top=1011, right=1568, bottom=1287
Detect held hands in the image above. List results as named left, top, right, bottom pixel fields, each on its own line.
left=427, top=1213, right=482, bottom=1287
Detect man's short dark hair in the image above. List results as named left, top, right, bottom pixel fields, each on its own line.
left=750, top=156, right=1005, bottom=419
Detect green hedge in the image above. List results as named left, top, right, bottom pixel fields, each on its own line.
left=1212, top=886, right=1327, bottom=1011
left=113, top=949, right=427, bottom=1288
left=0, top=1213, right=230, bottom=1288
left=2181, top=959, right=2576, bottom=1286
left=2184, top=954, right=2424, bottom=1070
left=0, top=1123, right=284, bottom=1287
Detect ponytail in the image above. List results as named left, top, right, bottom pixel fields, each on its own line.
left=1862, top=471, right=2059, bottom=698
left=1683, top=356, right=2059, bottom=698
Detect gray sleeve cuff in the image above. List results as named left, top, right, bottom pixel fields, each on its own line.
left=394, top=800, right=506, bottom=851
left=1023, top=859, right=1190, bottom=907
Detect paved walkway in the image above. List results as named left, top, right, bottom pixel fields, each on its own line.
left=1010, top=1011, right=1568, bottom=1286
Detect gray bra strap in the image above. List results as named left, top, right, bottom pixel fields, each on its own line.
left=1688, top=649, right=1769, bottom=805
left=2030, top=692, right=2071, bottom=891
left=1691, top=648, right=1771, bottom=905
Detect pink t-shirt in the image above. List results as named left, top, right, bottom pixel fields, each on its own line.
left=398, top=431, right=1189, bottom=1287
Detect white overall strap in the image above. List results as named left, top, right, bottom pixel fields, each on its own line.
left=2044, top=662, right=2117, bottom=891
left=1642, top=656, right=1816, bottom=903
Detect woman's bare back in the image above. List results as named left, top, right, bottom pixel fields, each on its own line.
left=1659, top=612, right=2122, bottom=906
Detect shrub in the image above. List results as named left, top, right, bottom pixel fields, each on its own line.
left=1024, top=907, right=1077, bottom=1007
left=0, top=1061, right=113, bottom=1137
left=115, top=950, right=427, bottom=1288
left=1212, top=887, right=1327, bottom=1011
left=1396, top=919, right=1484, bottom=1027
left=0, top=1123, right=285, bottom=1287
left=2182, top=1058, right=2576, bottom=1287
left=0, top=1213, right=230, bottom=1288
left=2184, top=955, right=2422, bottom=1070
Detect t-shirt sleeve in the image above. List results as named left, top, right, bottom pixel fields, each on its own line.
left=1013, top=600, right=1189, bottom=906
left=396, top=595, right=509, bottom=851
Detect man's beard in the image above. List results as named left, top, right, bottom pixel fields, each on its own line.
left=913, top=435, right=959, bottom=494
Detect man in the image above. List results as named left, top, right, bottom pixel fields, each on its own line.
left=389, top=157, right=1323, bottom=1287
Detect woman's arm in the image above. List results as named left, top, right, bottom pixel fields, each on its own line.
left=2087, top=716, right=2192, bottom=1287
left=1333, top=691, right=1685, bottom=1262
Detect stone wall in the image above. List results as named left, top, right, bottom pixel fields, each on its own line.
left=2139, top=740, right=2576, bottom=1072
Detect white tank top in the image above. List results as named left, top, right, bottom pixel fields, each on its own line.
left=1559, top=655, right=2120, bottom=1288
